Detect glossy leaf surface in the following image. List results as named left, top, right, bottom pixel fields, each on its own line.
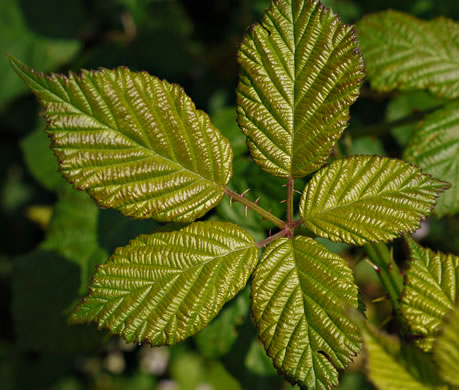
left=357, top=10, right=459, bottom=99
left=9, top=56, right=232, bottom=222
left=401, top=239, right=459, bottom=351
left=70, top=222, right=258, bottom=345
left=237, top=0, right=364, bottom=177
left=299, top=156, right=448, bottom=245
left=434, top=304, right=459, bottom=386
left=251, top=236, right=360, bottom=389
left=404, top=101, right=459, bottom=216
left=360, top=319, right=447, bottom=390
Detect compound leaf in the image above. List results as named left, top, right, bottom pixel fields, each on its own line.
left=299, top=156, right=449, bottom=245
left=9, top=56, right=232, bottom=222
left=434, top=304, right=459, bottom=386
left=251, top=236, right=360, bottom=389
left=359, top=319, right=447, bottom=390
left=401, top=239, right=459, bottom=352
left=70, top=222, right=258, bottom=345
left=404, top=101, right=459, bottom=217
left=357, top=10, right=459, bottom=99
left=237, top=0, right=364, bottom=178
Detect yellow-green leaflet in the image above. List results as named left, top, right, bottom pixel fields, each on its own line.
left=70, top=222, right=258, bottom=345
left=401, top=239, right=459, bottom=352
left=237, top=0, right=364, bottom=178
left=9, top=56, right=233, bottom=223
left=251, top=236, right=360, bottom=389
left=300, top=156, right=449, bottom=245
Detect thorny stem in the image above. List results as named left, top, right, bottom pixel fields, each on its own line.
left=287, top=177, right=294, bottom=226
left=224, top=187, right=285, bottom=229
left=256, top=219, right=303, bottom=248
left=365, top=243, right=408, bottom=332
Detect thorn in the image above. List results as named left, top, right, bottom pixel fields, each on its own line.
left=281, top=184, right=287, bottom=187
left=245, top=205, right=248, bottom=216
left=294, top=189, right=302, bottom=194
left=268, top=208, right=272, bottom=214
left=229, top=196, right=233, bottom=207
left=280, top=199, right=287, bottom=204
left=260, top=216, right=265, bottom=223
left=240, top=188, right=250, bottom=197
left=254, top=197, right=260, bottom=205
left=365, top=258, right=380, bottom=273
left=269, top=229, right=272, bottom=237
left=371, top=295, right=388, bottom=303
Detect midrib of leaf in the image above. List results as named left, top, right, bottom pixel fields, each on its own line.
left=17, top=66, right=220, bottom=190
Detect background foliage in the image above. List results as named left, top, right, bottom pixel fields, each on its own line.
left=1, top=0, right=458, bottom=389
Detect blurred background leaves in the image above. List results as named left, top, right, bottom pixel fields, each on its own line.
left=1, top=0, right=458, bottom=389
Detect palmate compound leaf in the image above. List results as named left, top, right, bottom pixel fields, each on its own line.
left=400, top=239, right=459, bottom=352
left=69, top=221, right=258, bottom=345
left=299, top=156, right=449, bottom=245
left=404, top=101, right=459, bottom=217
left=8, top=56, right=232, bottom=222
left=357, top=10, right=459, bottom=100
left=237, top=0, right=364, bottom=178
left=434, top=304, right=459, bottom=386
left=251, top=236, right=360, bottom=389
left=358, top=318, right=447, bottom=390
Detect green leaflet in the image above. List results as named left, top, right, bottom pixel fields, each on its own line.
left=251, top=236, right=360, bottom=389
left=401, top=239, right=459, bottom=352
left=434, top=304, right=459, bottom=386
left=70, top=221, right=258, bottom=345
left=404, top=101, right=459, bottom=217
left=359, top=319, right=447, bottom=390
left=237, top=0, right=364, bottom=178
left=357, top=10, right=459, bottom=99
left=9, top=56, right=232, bottom=222
left=299, top=156, right=449, bottom=245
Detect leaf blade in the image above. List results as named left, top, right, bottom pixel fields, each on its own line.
left=299, top=156, right=449, bottom=245
left=358, top=319, right=447, bottom=390
left=357, top=10, right=459, bottom=99
left=237, top=0, right=364, bottom=177
left=70, top=221, right=258, bottom=345
left=401, top=239, right=459, bottom=352
left=9, top=56, right=233, bottom=222
left=404, top=101, right=459, bottom=216
left=251, top=236, right=360, bottom=389
left=434, top=304, right=459, bottom=386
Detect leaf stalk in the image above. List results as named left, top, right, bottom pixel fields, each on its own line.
left=224, top=187, right=285, bottom=229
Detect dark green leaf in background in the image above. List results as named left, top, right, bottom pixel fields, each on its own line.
left=0, top=0, right=80, bottom=108
left=357, top=10, right=459, bottom=99
left=404, top=101, right=459, bottom=217
left=237, top=0, right=364, bottom=177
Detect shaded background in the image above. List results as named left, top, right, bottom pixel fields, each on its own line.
left=1, top=0, right=458, bottom=389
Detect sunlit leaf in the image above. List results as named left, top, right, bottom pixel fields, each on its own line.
left=404, top=101, right=459, bottom=216
left=70, top=222, right=258, bottom=345
left=299, top=156, right=449, bottom=245
left=357, top=10, right=459, bottom=99
left=434, top=304, right=459, bottom=386
left=358, top=318, right=447, bottom=390
left=401, top=239, right=459, bottom=352
left=9, top=56, right=232, bottom=222
left=237, top=0, right=364, bottom=177
left=251, top=236, right=360, bottom=389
